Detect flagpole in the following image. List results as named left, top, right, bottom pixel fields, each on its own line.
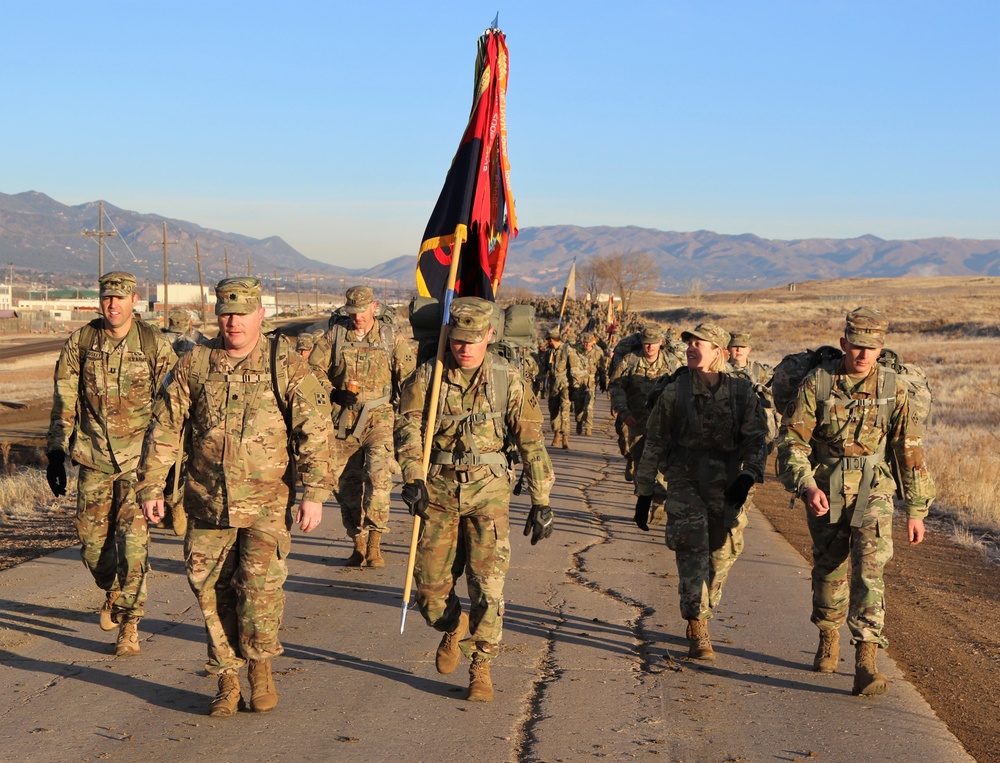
left=401, top=223, right=468, bottom=634
left=556, top=260, right=575, bottom=327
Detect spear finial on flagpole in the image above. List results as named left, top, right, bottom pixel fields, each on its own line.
left=489, top=12, right=499, bottom=29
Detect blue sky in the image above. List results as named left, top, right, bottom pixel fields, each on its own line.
left=2, top=1, right=997, bottom=268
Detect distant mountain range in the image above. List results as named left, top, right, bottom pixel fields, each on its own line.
left=3, top=191, right=999, bottom=293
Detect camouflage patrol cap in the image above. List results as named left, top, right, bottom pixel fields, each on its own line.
left=639, top=324, right=663, bottom=344
left=845, top=306, right=888, bottom=348
left=99, top=271, right=137, bottom=297
left=344, top=285, right=374, bottom=314
left=546, top=327, right=562, bottom=341
left=681, top=322, right=731, bottom=349
left=582, top=333, right=596, bottom=344
left=215, top=277, right=262, bottom=315
left=295, top=332, right=316, bottom=351
left=728, top=331, right=752, bottom=348
left=168, top=308, right=192, bottom=330
left=449, top=297, right=493, bottom=343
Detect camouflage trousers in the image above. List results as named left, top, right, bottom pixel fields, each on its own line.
left=185, top=506, right=291, bottom=674
left=76, top=467, right=148, bottom=619
left=574, top=385, right=596, bottom=431
left=663, top=477, right=747, bottom=621
left=807, top=492, right=894, bottom=647
left=615, top=412, right=647, bottom=459
left=415, top=469, right=512, bottom=663
left=330, top=408, right=395, bottom=538
left=547, top=389, right=572, bottom=435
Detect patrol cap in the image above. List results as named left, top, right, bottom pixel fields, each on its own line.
left=168, top=308, right=191, bottom=330
left=546, top=327, right=562, bottom=341
left=681, top=322, right=731, bottom=349
left=728, top=331, right=752, bottom=348
left=344, top=285, right=374, bottom=314
left=845, top=306, right=888, bottom=348
left=582, top=333, right=596, bottom=344
left=640, top=324, right=663, bottom=344
left=99, top=271, right=137, bottom=297
left=295, top=332, right=316, bottom=351
left=215, top=277, right=262, bottom=315
left=449, top=297, right=493, bottom=343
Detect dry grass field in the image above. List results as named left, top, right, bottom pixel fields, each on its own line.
left=636, top=275, right=1000, bottom=552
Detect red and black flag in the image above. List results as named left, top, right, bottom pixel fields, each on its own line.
left=415, top=25, right=517, bottom=302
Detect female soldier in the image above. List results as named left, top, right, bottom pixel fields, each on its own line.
left=633, top=323, right=768, bottom=660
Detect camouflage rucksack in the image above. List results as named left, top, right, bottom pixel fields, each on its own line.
left=769, top=346, right=843, bottom=420
left=878, top=348, right=934, bottom=427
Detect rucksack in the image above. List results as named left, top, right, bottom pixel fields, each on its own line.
left=877, top=348, right=934, bottom=427
left=608, top=332, right=642, bottom=378
left=326, top=303, right=398, bottom=373
left=769, top=346, right=844, bottom=421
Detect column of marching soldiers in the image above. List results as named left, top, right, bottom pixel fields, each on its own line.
left=43, top=270, right=934, bottom=718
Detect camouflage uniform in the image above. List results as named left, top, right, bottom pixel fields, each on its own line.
left=574, top=337, right=606, bottom=435
left=309, top=286, right=416, bottom=551
left=48, top=271, right=176, bottom=631
left=608, top=325, right=680, bottom=473
left=136, top=278, right=333, bottom=678
left=396, top=303, right=554, bottom=667
left=635, top=362, right=767, bottom=622
left=545, top=331, right=580, bottom=446
left=777, top=311, right=934, bottom=650
left=165, top=309, right=209, bottom=357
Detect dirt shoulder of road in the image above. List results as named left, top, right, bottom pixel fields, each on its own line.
left=754, top=470, right=1000, bottom=763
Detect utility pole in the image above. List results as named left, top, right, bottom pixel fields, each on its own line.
left=273, top=270, right=279, bottom=316
left=82, top=200, right=118, bottom=280
left=314, top=278, right=319, bottom=313
left=295, top=273, right=301, bottom=314
left=195, top=241, right=207, bottom=324
left=224, top=246, right=230, bottom=278
left=246, top=254, right=251, bottom=276
left=161, top=222, right=178, bottom=324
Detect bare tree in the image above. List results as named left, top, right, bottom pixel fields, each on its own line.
left=601, top=251, right=659, bottom=313
left=578, top=256, right=610, bottom=306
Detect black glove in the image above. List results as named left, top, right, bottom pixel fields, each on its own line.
left=401, top=479, right=429, bottom=521
left=46, top=450, right=67, bottom=497
left=524, top=505, right=554, bottom=545
left=634, top=495, right=652, bottom=531
left=724, top=474, right=755, bottom=508
left=331, top=388, right=359, bottom=407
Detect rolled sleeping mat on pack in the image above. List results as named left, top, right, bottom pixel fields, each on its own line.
left=503, top=304, right=536, bottom=348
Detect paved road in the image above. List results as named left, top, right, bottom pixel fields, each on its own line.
left=0, top=397, right=974, bottom=762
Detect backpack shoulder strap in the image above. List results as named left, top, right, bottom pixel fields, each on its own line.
left=268, top=335, right=291, bottom=425
left=134, top=319, right=160, bottom=376
left=673, top=369, right=694, bottom=438
left=186, top=344, right=213, bottom=402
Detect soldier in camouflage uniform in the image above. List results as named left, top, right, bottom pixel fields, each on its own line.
left=777, top=307, right=934, bottom=696
left=609, top=323, right=681, bottom=482
left=574, top=333, right=606, bottom=436
left=46, top=271, right=177, bottom=657
left=137, top=277, right=332, bottom=717
left=165, top=308, right=208, bottom=357
left=545, top=328, right=580, bottom=449
left=309, top=285, right=416, bottom=568
left=634, top=323, right=767, bottom=661
left=396, top=297, right=554, bottom=702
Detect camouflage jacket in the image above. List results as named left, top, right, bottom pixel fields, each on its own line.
left=635, top=371, right=768, bottom=496
left=546, top=342, right=580, bottom=394
left=48, top=321, right=177, bottom=474
left=609, top=349, right=679, bottom=418
left=727, top=360, right=777, bottom=437
left=136, top=337, right=333, bottom=527
left=777, top=362, right=934, bottom=518
left=395, top=352, right=554, bottom=507
left=310, top=319, right=416, bottom=428
left=578, top=345, right=607, bottom=389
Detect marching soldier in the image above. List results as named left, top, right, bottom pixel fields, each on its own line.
left=46, top=271, right=176, bottom=656
left=137, top=277, right=333, bottom=716
left=777, top=307, right=934, bottom=696
left=575, top=333, right=606, bottom=436
left=396, top=297, right=554, bottom=702
left=545, top=328, right=580, bottom=449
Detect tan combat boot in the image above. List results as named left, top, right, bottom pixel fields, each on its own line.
left=624, top=458, right=634, bottom=482
left=813, top=629, right=840, bottom=673
left=247, top=658, right=279, bottom=713
left=171, top=502, right=188, bottom=538
left=345, top=534, right=367, bottom=567
left=584, top=426, right=592, bottom=436
left=209, top=673, right=244, bottom=717
left=561, top=433, right=570, bottom=450
left=115, top=617, right=140, bottom=657
left=436, top=611, right=469, bottom=675
left=649, top=498, right=666, bottom=526
left=366, top=530, right=385, bottom=568
left=551, top=433, right=562, bottom=448
left=853, top=642, right=889, bottom=696
left=686, top=618, right=716, bottom=661
left=467, top=657, right=494, bottom=702
left=99, top=590, right=120, bottom=631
